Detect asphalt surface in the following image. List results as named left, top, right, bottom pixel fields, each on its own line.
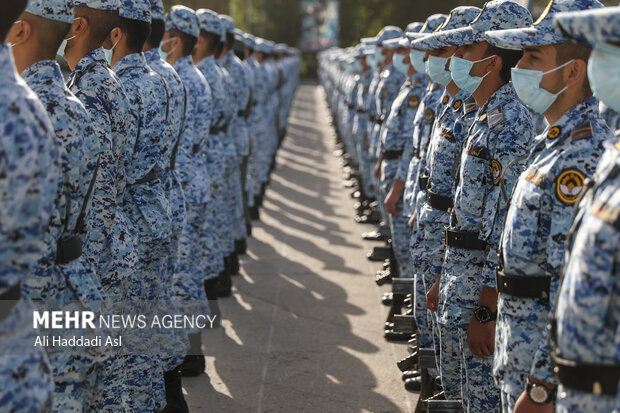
left=184, top=82, right=417, bottom=413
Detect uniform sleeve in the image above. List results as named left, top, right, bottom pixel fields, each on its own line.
left=481, top=122, right=533, bottom=289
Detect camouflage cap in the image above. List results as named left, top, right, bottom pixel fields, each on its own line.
left=243, top=32, right=256, bottom=49
left=406, top=14, right=447, bottom=40
left=150, top=0, right=164, bottom=21
left=376, top=26, right=404, bottom=45
left=487, top=0, right=604, bottom=50
left=196, top=9, right=225, bottom=41
left=361, top=36, right=379, bottom=46
left=219, top=14, right=235, bottom=34
left=434, top=0, right=532, bottom=47
left=75, top=0, right=119, bottom=10
left=26, top=0, right=75, bottom=23
left=553, top=3, right=620, bottom=45
left=412, top=6, right=482, bottom=50
left=384, top=35, right=411, bottom=50
left=406, top=22, right=424, bottom=33
left=120, top=0, right=151, bottom=23
left=165, top=5, right=199, bottom=38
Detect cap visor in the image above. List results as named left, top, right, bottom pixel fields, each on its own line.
left=554, top=7, right=620, bottom=45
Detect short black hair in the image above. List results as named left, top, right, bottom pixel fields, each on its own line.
left=24, top=12, right=70, bottom=51
left=199, top=30, right=219, bottom=54
left=555, top=41, right=592, bottom=96
left=75, top=5, right=120, bottom=45
left=225, top=32, right=235, bottom=48
left=169, top=28, right=197, bottom=56
left=119, top=16, right=150, bottom=53
left=0, top=0, right=27, bottom=39
left=147, top=18, right=165, bottom=48
left=214, top=39, right=224, bottom=58
left=486, top=44, right=523, bottom=83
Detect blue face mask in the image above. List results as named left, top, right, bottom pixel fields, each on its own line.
left=366, top=53, right=377, bottom=71
left=158, top=37, right=177, bottom=61
left=511, top=59, right=573, bottom=114
left=375, top=47, right=386, bottom=67
left=449, top=55, right=496, bottom=94
left=409, top=49, right=426, bottom=74
left=103, top=34, right=121, bottom=66
left=425, top=55, right=452, bottom=86
left=588, top=42, right=620, bottom=112
left=392, top=53, right=410, bottom=75
left=351, top=59, right=362, bottom=73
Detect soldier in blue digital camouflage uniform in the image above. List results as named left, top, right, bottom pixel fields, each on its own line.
left=549, top=5, right=620, bottom=413
left=430, top=2, right=535, bottom=411
left=193, top=8, right=234, bottom=299
left=143, top=1, right=192, bottom=410
left=600, top=102, right=620, bottom=132
left=220, top=15, right=250, bottom=259
left=0, top=2, right=58, bottom=411
left=407, top=7, right=482, bottom=399
left=109, top=0, right=175, bottom=410
left=9, top=0, right=104, bottom=409
left=483, top=1, right=610, bottom=412
left=162, top=4, right=214, bottom=380
left=62, top=0, right=140, bottom=409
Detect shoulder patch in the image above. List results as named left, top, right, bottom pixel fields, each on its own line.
left=453, top=99, right=463, bottom=110
left=424, top=108, right=434, bottom=124
left=408, top=95, right=420, bottom=109
left=556, top=169, right=586, bottom=205
left=570, top=121, right=593, bottom=142
left=491, top=160, right=502, bottom=185
left=463, top=97, right=477, bottom=115
left=487, top=106, right=505, bottom=129
left=442, top=95, right=449, bottom=105
left=548, top=126, right=562, bottom=140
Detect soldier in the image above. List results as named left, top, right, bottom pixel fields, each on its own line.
left=409, top=6, right=482, bottom=399
left=108, top=0, right=176, bottom=410
left=162, top=4, right=214, bottom=379
left=9, top=0, right=104, bottom=409
left=62, top=0, right=139, bottom=409
left=549, top=5, right=620, bottom=413
left=0, top=1, right=58, bottom=411
left=143, top=2, right=195, bottom=409
left=427, top=1, right=534, bottom=411
left=483, top=1, right=610, bottom=412
left=193, top=8, right=233, bottom=300
left=219, top=15, right=250, bottom=259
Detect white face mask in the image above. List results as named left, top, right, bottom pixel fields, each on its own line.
left=511, top=59, right=574, bottom=114
left=104, top=30, right=121, bottom=66
left=57, top=18, right=81, bottom=58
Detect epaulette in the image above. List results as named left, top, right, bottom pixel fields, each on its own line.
left=487, top=105, right=505, bottom=129
left=463, top=97, right=477, bottom=115
left=570, top=121, right=593, bottom=142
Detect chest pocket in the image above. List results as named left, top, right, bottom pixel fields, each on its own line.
left=458, top=140, right=490, bottom=219
left=503, top=172, right=545, bottom=259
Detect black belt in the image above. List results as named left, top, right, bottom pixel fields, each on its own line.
left=55, top=235, right=83, bottom=265
left=426, top=190, right=453, bottom=213
left=496, top=270, right=551, bottom=300
left=383, top=149, right=403, bottom=160
left=192, top=144, right=201, bottom=154
left=356, top=109, right=365, bottom=114
left=418, top=175, right=429, bottom=190
left=445, top=229, right=488, bottom=251
left=0, top=282, right=21, bottom=322
left=130, top=168, right=158, bottom=186
left=210, top=124, right=228, bottom=135
left=552, top=353, right=620, bottom=397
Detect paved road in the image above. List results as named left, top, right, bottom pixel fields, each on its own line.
left=184, top=82, right=417, bottom=413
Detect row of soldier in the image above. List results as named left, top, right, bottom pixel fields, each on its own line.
left=320, top=0, right=618, bottom=412
left=0, top=0, right=300, bottom=412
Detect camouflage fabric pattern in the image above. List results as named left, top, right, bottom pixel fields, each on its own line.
left=25, top=0, right=75, bottom=23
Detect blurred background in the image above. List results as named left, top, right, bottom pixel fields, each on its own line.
left=163, top=0, right=618, bottom=77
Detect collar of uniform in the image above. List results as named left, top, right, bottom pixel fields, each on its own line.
left=477, top=82, right=515, bottom=121
left=196, top=55, right=216, bottom=70
left=112, top=51, right=148, bottom=73
left=450, top=89, right=471, bottom=113
left=411, top=71, right=426, bottom=84
left=72, top=47, right=107, bottom=77
left=0, top=44, right=20, bottom=83
left=430, top=82, right=443, bottom=91
left=143, top=48, right=160, bottom=64
left=20, top=59, right=64, bottom=91
left=172, top=55, right=194, bottom=72
left=544, top=96, right=598, bottom=145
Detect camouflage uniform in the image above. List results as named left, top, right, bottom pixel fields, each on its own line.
left=0, top=41, right=57, bottom=413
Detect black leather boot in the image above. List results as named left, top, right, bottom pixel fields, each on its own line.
left=160, top=368, right=189, bottom=413
left=179, top=333, right=205, bottom=377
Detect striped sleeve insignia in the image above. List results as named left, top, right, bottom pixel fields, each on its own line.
left=487, top=105, right=505, bottom=129
left=440, top=128, right=455, bottom=141
left=570, top=121, right=593, bottom=142
left=463, top=97, right=477, bottom=115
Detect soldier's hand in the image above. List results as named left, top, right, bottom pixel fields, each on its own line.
left=426, top=277, right=440, bottom=311
left=407, top=212, right=416, bottom=229
left=364, top=135, right=370, bottom=149
left=513, top=387, right=555, bottom=413
left=385, top=189, right=400, bottom=217
left=374, top=158, right=382, bottom=179
left=466, top=317, right=495, bottom=358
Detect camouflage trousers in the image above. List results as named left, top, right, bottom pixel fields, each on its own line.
left=438, top=322, right=463, bottom=401
left=227, top=155, right=247, bottom=242
left=556, top=386, right=618, bottom=413
left=0, top=298, right=54, bottom=413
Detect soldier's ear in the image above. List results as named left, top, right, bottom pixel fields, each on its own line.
left=72, top=16, right=88, bottom=38
left=564, top=59, right=587, bottom=89
left=8, top=19, right=30, bottom=46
